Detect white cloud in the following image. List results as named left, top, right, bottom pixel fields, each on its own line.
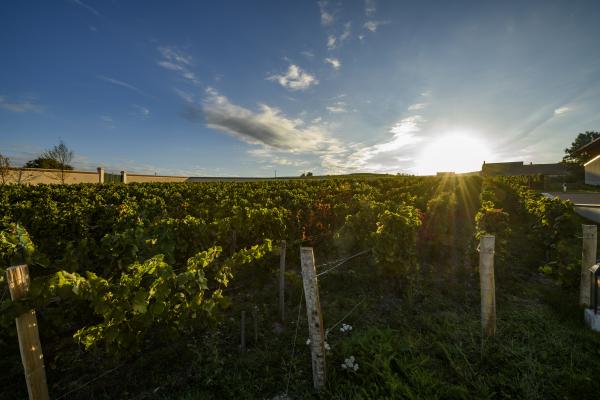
left=364, top=20, right=389, bottom=32
left=326, top=101, right=347, bottom=113
left=318, top=1, right=334, bottom=26
left=554, top=106, right=570, bottom=115
left=408, top=103, right=427, bottom=111
left=157, top=46, right=200, bottom=85
left=365, top=0, right=376, bottom=16
left=0, top=95, right=42, bottom=113
left=267, top=64, right=318, bottom=91
left=327, top=35, right=337, bottom=50
left=301, top=50, right=315, bottom=58
left=325, top=57, right=341, bottom=70
left=201, top=88, right=334, bottom=152
left=98, top=75, right=148, bottom=97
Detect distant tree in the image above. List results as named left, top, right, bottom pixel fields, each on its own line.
left=24, top=157, right=70, bottom=169
left=25, top=141, right=74, bottom=183
left=0, top=153, right=10, bottom=184
left=563, top=131, right=600, bottom=166
left=306, top=171, right=313, bottom=177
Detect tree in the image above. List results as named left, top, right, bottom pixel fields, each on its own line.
left=563, top=131, right=600, bottom=166
left=0, top=153, right=10, bottom=184
left=24, top=157, right=71, bottom=169
left=25, top=141, right=74, bottom=184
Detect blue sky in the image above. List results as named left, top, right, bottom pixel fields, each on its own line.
left=1, top=0, right=600, bottom=176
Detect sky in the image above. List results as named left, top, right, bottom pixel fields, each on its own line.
left=1, top=0, right=600, bottom=176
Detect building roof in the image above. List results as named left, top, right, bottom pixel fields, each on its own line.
left=481, top=161, right=568, bottom=176
left=574, top=136, right=600, bottom=157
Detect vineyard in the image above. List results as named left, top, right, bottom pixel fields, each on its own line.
left=1, top=176, right=600, bottom=399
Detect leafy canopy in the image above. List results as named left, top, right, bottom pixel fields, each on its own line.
left=563, top=131, right=600, bottom=165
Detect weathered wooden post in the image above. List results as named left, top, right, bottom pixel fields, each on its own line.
left=479, top=235, right=496, bottom=337
left=240, top=310, right=246, bottom=352
left=279, top=240, right=287, bottom=321
left=580, top=224, right=597, bottom=307
left=6, top=265, right=50, bottom=400
left=120, top=170, right=127, bottom=184
left=97, top=167, right=104, bottom=184
left=300, top=247, right=326, bottom=391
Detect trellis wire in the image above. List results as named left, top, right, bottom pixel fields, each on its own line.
left=324, top=297, right=367, bottom=338
left=316, top=248, right=372, bottom=277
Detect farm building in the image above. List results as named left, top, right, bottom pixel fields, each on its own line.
left=481, top=161, right=568, bottom=177
left=574, top=137, right=600, bottom=185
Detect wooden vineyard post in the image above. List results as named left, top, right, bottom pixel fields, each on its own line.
left=479, top=235, right=496, bottom=337
left=279, top=240, right=286, bottom=321
left=240, top=311, right=246, bottom=352
left=6, top=265, right=50, bottom=400
left=300, top=247, right=326, bottom=391
left=580, top=224, right=597, bottom=307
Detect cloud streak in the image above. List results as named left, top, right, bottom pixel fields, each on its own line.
left=157, top=46, right=200, bottom=85
left=364, top=20, right=389, bottom=33
left=0, top=95, right=42, bottom=113
left=67, top=0, right=101, bottom=16
left=98, top=75, right=149, bottom=97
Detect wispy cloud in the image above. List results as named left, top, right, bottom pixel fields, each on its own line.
left=101, top=115, right=115, bottom=129
left=554, top=106, right=571, bottom=115
left=327, top=22, right=351, bottom=50
left=0, top=95, right=42, bottom=113
left=364, top=20, right=389, bottom=33
left=174, top=88, right=195, bottom=103
left=98, top=75, right=149, bottom=97
left=267, top=64, right=318, bottom=91
left=67, top=0, right=101, bottom=16
left=157, top=46, right=200, bottom=85
left=321, top=116, right=425, bottom=173
left=248, top=147, right=309, bottom=167
left=326, top=101, right=347, bottom=113
left=132, top=104, right=150, bottom=119
left=325, top=57, right=341, bottom=70
left=301, top=50, right=315, bottom=58
left=365, top=0, right=376, bottom=16
left=318, top=1, right=334, bottom=26
left=201, top=88, right=334, bottom=152
left=327, top=35, right=337, bottom=50
left=407, top=102, right=427, bottom=111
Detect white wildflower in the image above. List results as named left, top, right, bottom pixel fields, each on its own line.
left=306, top=338, right=311, bottom=345
left=324, top=342, right=331, bottom=351
left=340, top=323, right=353, bottom=333
left=342, top=356, right=358, bottom=372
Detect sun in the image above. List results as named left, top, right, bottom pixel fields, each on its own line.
left=415, top=133, right=491, bottom=175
